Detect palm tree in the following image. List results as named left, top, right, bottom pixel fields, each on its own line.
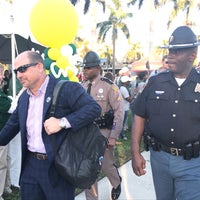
left=127, top=0, right=160, bottom=9
left=128, top=0, right=200, bottom=27
left=96, top=2, right=133, bottom=74
left=70, top=0, right=105, bottom=14
left=125, top=42, right=143, bottom=63
left=165, top=0, right=200, bottom=27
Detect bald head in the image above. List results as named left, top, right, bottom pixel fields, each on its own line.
left=15, top=51, right=44, bottom=67
left=14, top=51, right=46, bottom=95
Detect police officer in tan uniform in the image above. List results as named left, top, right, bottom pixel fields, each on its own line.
left=81, top=51, right=124, bottom=200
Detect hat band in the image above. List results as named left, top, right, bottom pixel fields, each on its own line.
left=160, top=42, right=200, bottom=49
left=83, top=61, right=100, bottom=67
left=169, top=42, right=199, bottom=48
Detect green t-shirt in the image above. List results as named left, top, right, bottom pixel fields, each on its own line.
left=0, top=90, right=11, bottom=129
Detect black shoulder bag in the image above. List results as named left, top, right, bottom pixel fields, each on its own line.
left=50, top=80, right=107, bottom=189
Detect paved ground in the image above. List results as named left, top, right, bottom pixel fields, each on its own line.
left=75, top=151, right=156, bottom=200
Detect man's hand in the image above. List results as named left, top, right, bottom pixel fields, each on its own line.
left=44, top=117, right=61, bottom=135
left=107, top=137, right=116, bottom=148
left=132, top=153, right=146, bottom=176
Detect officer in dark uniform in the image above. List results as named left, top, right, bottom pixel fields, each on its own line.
left=81, top=51, right=124, bottom=200
left=131, top=26, right=200, bottom=200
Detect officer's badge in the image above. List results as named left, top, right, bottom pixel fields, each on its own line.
left=99, top=88, right=103, bottom=93
left=195, top=83, right=200, bottom=93
left=46, top=97, right=51, bottom=102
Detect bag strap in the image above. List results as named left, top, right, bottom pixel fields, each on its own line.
left=49, top=80, right=67, bottom=157
left=50, top=80, right=67, bottom=116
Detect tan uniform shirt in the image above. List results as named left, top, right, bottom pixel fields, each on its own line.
left=82, top=75, right=124, bottom=139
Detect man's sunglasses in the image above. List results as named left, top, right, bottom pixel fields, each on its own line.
left=14, top=63, right=38, bottom=75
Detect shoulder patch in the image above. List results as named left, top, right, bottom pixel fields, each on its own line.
left=100, top=77, right=113, bottom=85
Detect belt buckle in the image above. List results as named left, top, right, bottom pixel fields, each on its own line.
left=170, top=148, right=179, bottom=156
left=36, top=154, right=46, bottom=160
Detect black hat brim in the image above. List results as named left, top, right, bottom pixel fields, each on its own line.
left=82, top=61, right=100, bottom=67
left=159, top=41, right=200, bottom=49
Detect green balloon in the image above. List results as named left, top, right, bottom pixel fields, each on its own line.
left=44, top=48, right=50, bottom=58
left=44, top=58, right=53, bottom=70
left=69, top=43, right=76, bottom=55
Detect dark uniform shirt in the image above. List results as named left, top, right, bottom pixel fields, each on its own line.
left=134, top=68, right=200, bottom=148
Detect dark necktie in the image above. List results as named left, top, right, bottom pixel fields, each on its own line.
left=87, top=83, right=92, bottom=94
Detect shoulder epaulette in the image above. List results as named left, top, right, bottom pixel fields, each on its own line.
left=100, top=77, right=113, bottom=85
left=155, top=69, right=170, bottom=77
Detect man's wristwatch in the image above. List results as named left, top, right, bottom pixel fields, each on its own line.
left=59, top=117, right=67, bottom=129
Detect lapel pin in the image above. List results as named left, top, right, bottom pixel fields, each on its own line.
left=46, top=97, right=51, bottom=102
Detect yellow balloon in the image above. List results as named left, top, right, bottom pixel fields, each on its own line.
left=56, top=56, right=70, bottom=69
left=30, top=0, right=79, bottom=48
left=67, top=69, right=74, bottom=78
left=69, top=76, right=79, bottom=82
left=48, top=48, right=61, bottom=60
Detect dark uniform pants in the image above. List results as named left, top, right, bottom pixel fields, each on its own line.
left=150, top=148, right=200, bottom=200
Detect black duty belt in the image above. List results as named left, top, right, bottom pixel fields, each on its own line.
left=159, top=143, right=183, bottom=156
left=29, top=151, right=48, bottom=160
left=143, top=133, right=200, bottom=160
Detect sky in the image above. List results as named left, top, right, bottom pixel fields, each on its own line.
left=0, top=0, right=200, bottom=61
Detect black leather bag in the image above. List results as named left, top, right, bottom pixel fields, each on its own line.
left=50, top=80, right=107, bottom=189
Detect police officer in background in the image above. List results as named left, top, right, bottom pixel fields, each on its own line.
left=82, top=51, right=124, bottom=200
left=131, top=25, right=200, bottom=200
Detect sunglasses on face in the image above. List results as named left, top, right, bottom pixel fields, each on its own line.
left=83, top=67, right=93, bottom=70
left=14, top=63, right=38, bottom=75
left=168, top=48, right=190, bottom=55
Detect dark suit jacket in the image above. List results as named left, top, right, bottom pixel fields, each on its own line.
left=0, top=75, right=101, bottom=186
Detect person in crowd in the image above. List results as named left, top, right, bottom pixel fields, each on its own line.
left=82, top=51, right=124, bottom=200
left=149, top=55, right=169, bottom=77
left=119, top=75, right=134, bottom=140
left=0, top=50, right=101, bottom=200
left=115, top=66, right=130, bottom=87
left=129, top=71, right=148, bottom=124
left=2, top=69, right=10, bottom=95
left=136, top=71, right=149, bottom=94
left=131, top=26, right=200, bottom=200
left=104, top=71, right=115, bottom=82
left=0, top=64, right=12, bottom=200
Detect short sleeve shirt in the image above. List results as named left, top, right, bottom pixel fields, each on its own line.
left=134, top=68, right=200, bottom=148
left=120, top=85, right=130, bottom=111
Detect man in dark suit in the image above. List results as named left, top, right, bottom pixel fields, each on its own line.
left=0, top=50, right=101, bottom=200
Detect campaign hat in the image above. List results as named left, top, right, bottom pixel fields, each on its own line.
left=160, top=26, right=200, bottom=49
left=83, top=51, right=100, bottom=67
